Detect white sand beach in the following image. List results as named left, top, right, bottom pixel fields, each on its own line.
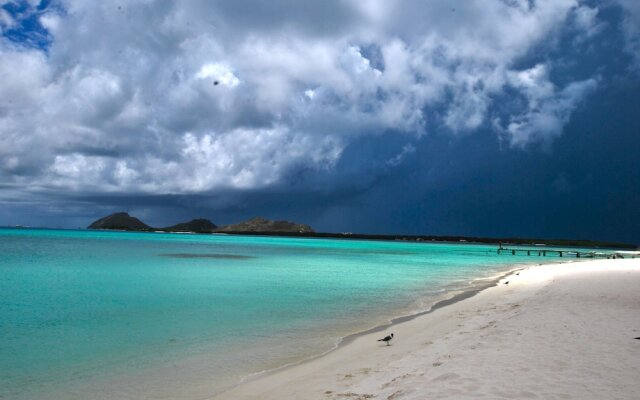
left=216, top=259, right=640, bottom=399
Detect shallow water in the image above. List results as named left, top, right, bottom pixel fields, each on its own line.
left=0, top=228, right=559, bottom=399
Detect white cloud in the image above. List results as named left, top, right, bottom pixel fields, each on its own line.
left=508, top=64, right=556, bottom=107
left=386, top=144, right=416, bottom=167
left=40, top=127, right=343, bottom=193
left=196, top=63, right=240, bottom=88
left=0, top=8, right=16, bottom=32
left=39, top=13, right=61, bottom=34
left=496, top=69, right=598, bottom=146
left=573, top=5, right=603, bottom=38
left=342, top=46, right=382, bottom=77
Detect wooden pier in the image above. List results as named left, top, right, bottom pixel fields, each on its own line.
left=497, top=245, right=639, bottom=259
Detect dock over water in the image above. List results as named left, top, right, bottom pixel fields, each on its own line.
left=497, top=245, right=639, bottom=259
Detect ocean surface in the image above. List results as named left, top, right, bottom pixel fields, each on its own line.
left=1, top=228, right=562, bottom=399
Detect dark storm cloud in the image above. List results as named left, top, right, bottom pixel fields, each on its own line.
left=0, top=0, right=639, bottom=242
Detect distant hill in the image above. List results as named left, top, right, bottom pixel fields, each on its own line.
left=217, top=217, right=314, bottom=233
left=87, top=212, right=152, bottom=231
left=162, top=219, right=217, bottom=233
left=87, top=213, right=312, bottom=234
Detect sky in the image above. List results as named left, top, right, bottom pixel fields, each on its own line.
left=0, top=0, right=639, bottom=244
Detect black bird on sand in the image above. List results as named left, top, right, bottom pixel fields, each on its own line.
left=378, top=333, right=394, bottom=345
left=504, top=281, right=509, bottom=285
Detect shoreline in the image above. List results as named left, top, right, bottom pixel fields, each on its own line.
left=233, top=264, right=528, bottom=390
left=226, top=260, right=552, bottom=395
left=216, top=258, right=640, bottom=399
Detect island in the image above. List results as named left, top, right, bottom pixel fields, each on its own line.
left=215, top=216, right=313, bottom=234
left=87, top=212, right=152, bottom=231
left=160, top=219, right=218, bottom=233
left=87, top=213, right=313, bottom=235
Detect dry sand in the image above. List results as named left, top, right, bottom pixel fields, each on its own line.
left=215, top=259, right=640, bottom=400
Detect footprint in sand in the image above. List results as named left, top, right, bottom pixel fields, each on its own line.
left=386, top=390, right=403, bottom=400
left=432, top=372, right=461, bottom=381
left=342, top=368, right=372, bottom=381
left=335, top=392, right=375, bottom=399
left=382, top=373, right=414, bottom=388
left=480, top=320, right=497, bottom=329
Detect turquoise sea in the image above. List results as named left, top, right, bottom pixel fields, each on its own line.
left=1, top=228, right=561, bottom=399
